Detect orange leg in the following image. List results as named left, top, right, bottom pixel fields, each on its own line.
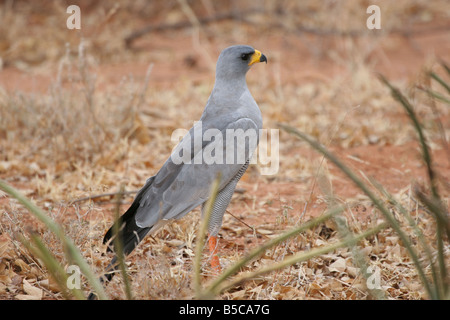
left=208, top=234, right=221, bottom=271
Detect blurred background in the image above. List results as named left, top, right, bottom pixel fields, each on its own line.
left=0, top=0, right=449, bottom=300
left=1, top=0, right=449, bottom=88
left=1, top=0, right=448, bottom=193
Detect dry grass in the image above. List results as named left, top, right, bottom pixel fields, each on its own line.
left=0, top=0, right=449, bottom=300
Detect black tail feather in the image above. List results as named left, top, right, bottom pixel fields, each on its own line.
left=103, top=199, right=151, bottom=256
left=88, top=177, right=155, bottom=299
left=88, top=204, right=150, bottom=300
left=103, top=177, right=155, bottom=255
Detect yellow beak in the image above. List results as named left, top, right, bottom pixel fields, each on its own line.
left=248, top=49, right=268, bottom=66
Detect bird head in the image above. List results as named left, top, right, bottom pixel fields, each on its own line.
left=215, top=45, right=267, bottom=81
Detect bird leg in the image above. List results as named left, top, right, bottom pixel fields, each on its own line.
left=208, top=234, right=221, bottom=272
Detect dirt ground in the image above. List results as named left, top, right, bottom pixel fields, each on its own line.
left=0, top=1, right=449, bottom=300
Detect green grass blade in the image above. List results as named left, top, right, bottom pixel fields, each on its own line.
left=111, top=185, right=133, bottom=300
left=379, top=76, right=438, bottom=197
left=212, top=222, right=387, bottom=296
left=203, top=206, right=342, bottom=297
left=333, top=212, right=387, bottom=300
left=19, top=234, right=81, bottom=300
left=440, top=61, right=450, bottom=77
left=279, top=123, right=436, bottom=299
left=380, top=75, right=448, bottom=297
left=420, top=88, right=450, bottom=105
left=370, top=177, right=442, bottom=294
left=194, top=174, right=221, bottom=298
left=0, top=179, right=108, bottom=300
left=429, top=72, right=450, bottom=95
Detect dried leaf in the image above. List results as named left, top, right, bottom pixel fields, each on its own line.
left=16, top=294, right=41, bottom=300
left=328, top=258, right=347, bottom=273
left=166, top=239, right=185, bottom=247
left=0, top=234, right=12, bottom=260
left=346, top=266, right=360, bottom=278
left=22, top=279, right=42, bottom=300
left=14, top=259, right=30, bottom=273
left=0, top=282, right=6, bottom=295
left=230, top=289, right=247, bottom=300
left=39, top=278, right=60, bottom=293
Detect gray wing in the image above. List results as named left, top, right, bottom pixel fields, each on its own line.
left=134, top=117, right=259, bottom=228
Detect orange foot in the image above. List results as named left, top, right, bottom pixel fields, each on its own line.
left=208, top=234, right=221, bottom=272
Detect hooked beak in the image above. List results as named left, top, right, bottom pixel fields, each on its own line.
left=248, top=49, right=267, bottom=66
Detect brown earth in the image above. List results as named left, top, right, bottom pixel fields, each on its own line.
left=0, top=1, right=449, bottom=300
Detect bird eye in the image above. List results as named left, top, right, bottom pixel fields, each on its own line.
left=241, top=53, right=250, bottom=60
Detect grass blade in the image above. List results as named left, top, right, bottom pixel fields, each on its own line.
left=430, top=71, right=450, bottom=95
left=19, top=234, right=83, bottom=300
left=212, top=222, right=387, bottom=296
left=112, top=185, right=133, bottom=300
left=369, top=177, right=442, bottom=293
left=378, top=75, right=438, bottom=197
left=380, top=75, right=448, bottom=297
left=0, top=179, right=108, bottom=300
left=440, top=61, right=450, bottom=77
left=419, top=88, right=450, bottom=105
left=194, top=174, right=221, bottom=298
left=279, top=123, right=436, bottom=299
left=203, top=206, right=343, bottom=297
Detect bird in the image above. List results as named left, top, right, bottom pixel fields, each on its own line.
left=88, top=45, right=267, bottom=299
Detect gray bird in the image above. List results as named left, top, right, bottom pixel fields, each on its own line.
left=89, top=45, right=267, bottom=298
